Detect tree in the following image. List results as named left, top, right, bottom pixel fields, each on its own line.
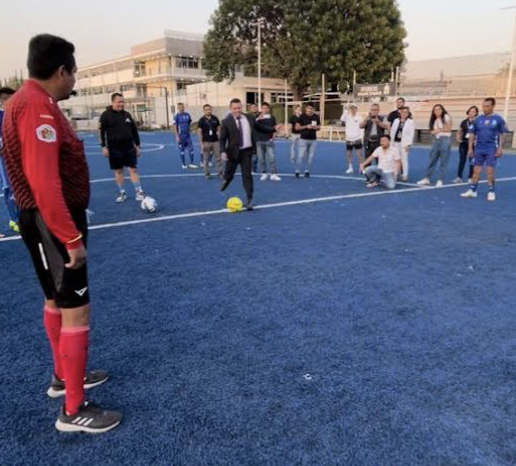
left=203, top=0, right=406, bottom=100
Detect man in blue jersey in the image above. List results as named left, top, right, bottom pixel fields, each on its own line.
left=461, top=98, right=509, bottom=202
left=0, top=87, right=19, bottom=235
left=174, top=103, right=199, bottom=169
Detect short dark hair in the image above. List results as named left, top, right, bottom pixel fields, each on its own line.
left=261, top=102, right=270, bottom=108
left=466, top=105, right=479, bottom=116
left=305, top=102, right=315, bottom=109
left=111, top=92, right=123, bottom=102
left=203, top=104, right=212, bottom=109
left=485, top=97, right=496, bottom=106
left=396, top=97, right=406, bottom=103
left=400, top=106, right=410, bottom=112
left=177, top=102, right=185, bottom=106
left=371, top=103, right=380, bottom=108
left=27, top=34, right=76, bottom=80
left=230, top=98, right=242, bottom=106
left=0, top=87, right=16, bottom=97
left=380, top=134, right=391, bottom=140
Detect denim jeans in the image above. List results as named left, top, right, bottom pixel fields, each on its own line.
left=290, top=134, right=301, bottom=164
left=426, top=136, right=451, bottom=181
left=256, top=140, right=277, bottom=174
left=297, top=139, right=317, bottom=173
left=364, top=166, right=396, bottom=190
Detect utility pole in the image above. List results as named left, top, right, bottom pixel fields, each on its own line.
left=321, top=74, right=326, bottom=125
left=256, top=18, right=265, bottom=107
left=502, top=6, right=516, bottom=122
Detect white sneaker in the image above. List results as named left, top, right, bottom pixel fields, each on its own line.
left=452, top=177, right=462, bottom=184
left=188, top=164, right=198, bottom=169
left=401, top=175, right=408, bottom=182
left=181, top=164, right=187, bottom=170
left=270, top=174, right=281, bottom=181
left=135, top=190, right=146, bottom=202
left=116, top=191, right=127, bottom=203
left=260, top=174, right=269, bottom=181
left=487, top=191, right=496, bottom=202
left=345, top=166, right=354, bottom=174
left=417, top=178, right=431, bottom=186
left=435, top=180, right=444, bottom=188
left=461, top=189, right=478, bottom=198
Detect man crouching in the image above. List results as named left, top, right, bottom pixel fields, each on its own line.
left=360, top=135, right=401, bottom=190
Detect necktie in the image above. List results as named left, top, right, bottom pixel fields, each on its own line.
left=236, top=116, right=244, bottom=149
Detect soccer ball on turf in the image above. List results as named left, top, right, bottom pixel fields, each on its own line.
left=226, top=197, right=243, bottom=213
left=141, top=196, right=158, bottom=213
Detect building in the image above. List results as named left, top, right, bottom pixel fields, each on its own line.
left=60, top=30, right=292, bottom=129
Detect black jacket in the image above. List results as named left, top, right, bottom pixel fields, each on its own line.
left=219, top=114, right=275, bottom=159
left=99, top=107, right=140, bottom=150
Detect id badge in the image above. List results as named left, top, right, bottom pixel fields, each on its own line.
left=209, top=129, right=213, bottom=136
left=311, top=121, right=317, bottom=126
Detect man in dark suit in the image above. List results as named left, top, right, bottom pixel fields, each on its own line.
left=220, top=98, right=281, bottom=210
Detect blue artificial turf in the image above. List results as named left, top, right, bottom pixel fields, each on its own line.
left=1, top=133, right=516, bottom=466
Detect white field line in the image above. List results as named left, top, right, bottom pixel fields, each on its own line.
left=1, top=176, right=516, bottom=243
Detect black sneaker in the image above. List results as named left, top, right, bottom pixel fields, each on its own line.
left=55, top=401, right=122, bottom=434
left=246, top=200, right=254, bottom=211
left=295, top=172, right=300, bottom=179
left=304, top=171, right=311, bottom=178
left=47, top=370, right=109, bottom=399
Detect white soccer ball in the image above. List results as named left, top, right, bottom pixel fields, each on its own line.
left=141, top=196, right=158, bottom=213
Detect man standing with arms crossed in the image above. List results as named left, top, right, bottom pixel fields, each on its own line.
left=461, top=98, right=508, bottom=202
left=2, top=34, right=121, bottom=433
left=99, top=93, right=146, bottom=203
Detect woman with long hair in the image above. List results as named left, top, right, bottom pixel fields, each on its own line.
left=417, top=104, right=453, bottom=188
left=453, top=106, right=479, bottom=184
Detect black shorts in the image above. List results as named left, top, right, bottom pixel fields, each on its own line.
left=109, top=147, right=137, bottom=170
left=19, top=209, right=90, bottom=309
left=346, top=140, right=363, bottom=150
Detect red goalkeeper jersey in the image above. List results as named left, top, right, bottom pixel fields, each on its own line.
left=1, top=80, right=90, bottom=249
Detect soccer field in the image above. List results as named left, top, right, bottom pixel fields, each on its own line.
left=1, top=132, right=516, bottom=466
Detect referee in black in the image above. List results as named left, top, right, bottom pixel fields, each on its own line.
left=99, top=93, right=145, bottom=203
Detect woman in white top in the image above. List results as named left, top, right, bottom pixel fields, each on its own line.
left=417, top=104, right=453, bottom=187
left=390, top=107, right=415, bottom=181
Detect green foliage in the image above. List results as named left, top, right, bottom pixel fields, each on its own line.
left=203, top=0, right=406, bottom=99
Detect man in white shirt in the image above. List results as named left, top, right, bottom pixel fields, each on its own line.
left=359, top=135, right=401, bottom=190
left=340, top=104, right=364, bottom=174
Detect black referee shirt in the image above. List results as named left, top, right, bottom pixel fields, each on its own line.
left=197, top=115, right=220, bottom=142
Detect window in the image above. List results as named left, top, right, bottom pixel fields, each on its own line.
left=176, top=56, right=200, bottom=69
left=177, top=82, right=188, bottom=92
left=270, top=92, right=294, bottom=104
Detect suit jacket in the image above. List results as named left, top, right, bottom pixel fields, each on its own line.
left=219, top=114, right=275, bottom=159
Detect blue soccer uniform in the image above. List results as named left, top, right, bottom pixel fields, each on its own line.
left=468, top=113, right=508, bottom=168
left=174, top=112, right=196, bottom=166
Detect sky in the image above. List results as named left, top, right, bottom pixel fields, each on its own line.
left=0, top=0, right=514, bottom=80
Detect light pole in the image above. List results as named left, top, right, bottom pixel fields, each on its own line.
left=503, top=5, right=516, bottom=122
left=256, top=18, right=265, bottom=107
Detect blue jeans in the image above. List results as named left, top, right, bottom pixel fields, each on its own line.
left=256, top=141, right=277, bottom=174
left=364, top=166, right=397, bottom=190
left=0, top=156, right=19, bottom=223
left=297, top=139, right=317, bottom=173
left=290, top=134, right=301, bottom=164
left=426, top=137, right=451, bottom=181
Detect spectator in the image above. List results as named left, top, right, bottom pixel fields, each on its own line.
left=360, top=135, right=401, bottom=190
left=248, top=103, right=260, bottom=173
left=388, top=97, right=407, bottom=126
left=295, top=103, right=321, bottom=178
left=256, top=102, right=281, bottom=181
left=288, top=105, right=302, bottom=165
left=360, top=103, right=389, bottom=168
left=197, top=104, right=222, bottom=179
left=417, top=104, right=453, bottom=188
left=390, top=107, right=415, bottom=181
left=454, top=106, right=479, bottom=184
left=340, top=104, right=364, bottom=174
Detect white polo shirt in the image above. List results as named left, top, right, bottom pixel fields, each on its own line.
left=340, top=112, right=364, bottom=142
left=372, top=146, right=401, bottom=174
